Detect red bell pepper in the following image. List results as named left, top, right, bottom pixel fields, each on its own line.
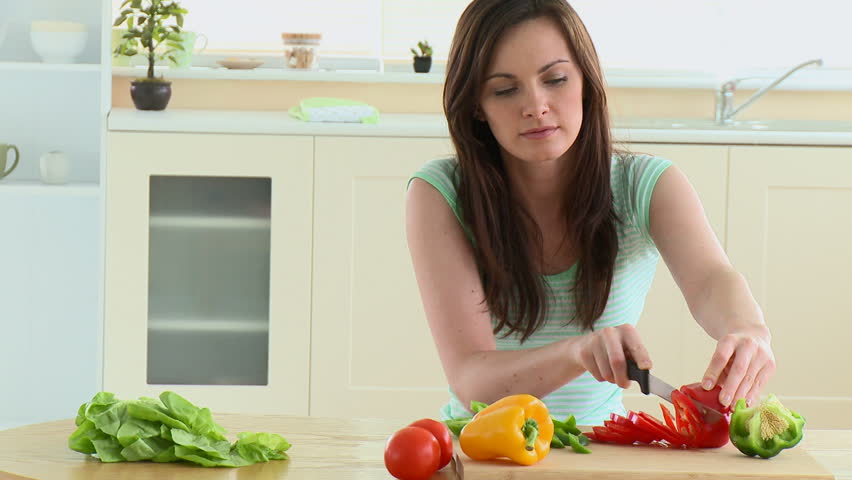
left=585, top=383, right=731, bottom=449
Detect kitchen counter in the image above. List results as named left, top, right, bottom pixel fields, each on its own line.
left=0, top=414, right=847, bottom=480
left=109, top=108, right=852, bottom=146
left=108, top=108, right=852, bottom=146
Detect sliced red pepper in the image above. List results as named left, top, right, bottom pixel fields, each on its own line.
left=589, top=383, right=732, bottom=449
left=592, top=426, right=636, bottom=444
left=672, top=390, right=730, bottom=448
left=660, top=403, right=677, bottom=432
left=603, top=421, right=658, bottom=445
left=634, top=411, right=687, bottom=446
left=609, top=413, right=633, bottom=427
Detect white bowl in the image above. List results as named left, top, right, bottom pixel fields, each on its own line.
left=31, top=20, right=87, bottom=33
left=217, top=57, right=265, bottom=70
left=30, top=29, right=88, bottom=63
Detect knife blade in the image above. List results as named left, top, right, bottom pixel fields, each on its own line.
left=451, top=452, right=464, bottom=479
left=626, top=358, right=725, bottom=422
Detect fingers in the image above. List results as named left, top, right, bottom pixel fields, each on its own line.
left=718, top=343, right=754, bottom=407
left=705, top=333, right=776, bottom=408
left=580, top=325, right=651, bottom=389
left=731, top=350, right=763, bottom=406
left=621, top=326, right=653, bottom=370
left=702, top=339, right=735, bottom=391
left=744, top=361, right=775, bottom=406
left=602, top=327, right=630, bottom=388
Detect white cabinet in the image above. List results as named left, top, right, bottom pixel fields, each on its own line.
left=311, top=136, right=455, bottom=419
left=102, top=130, right=850, bottom=429
left=104, top=132, right=313, bottom=415
left=727, top=145, right=852, bottom=428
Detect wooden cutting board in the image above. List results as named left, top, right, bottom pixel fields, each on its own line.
left=459, top=438, right=834, bottom=480
left=0, top=414, right=840, bottom=480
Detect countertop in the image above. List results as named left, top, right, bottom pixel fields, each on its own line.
left=111, top=65, right=852, bottom=91
left=108, top=108, right=852, bottom=146
left=0, top=414, right=848, bottom=480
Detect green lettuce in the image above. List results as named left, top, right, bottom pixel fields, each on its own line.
left=68, top=391, right=291, bottom=467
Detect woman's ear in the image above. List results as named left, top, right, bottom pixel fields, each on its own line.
left=474, top=105, right=486, bottom=122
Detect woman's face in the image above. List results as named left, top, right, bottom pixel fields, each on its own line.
left=479, top=16, right=584, bottom=166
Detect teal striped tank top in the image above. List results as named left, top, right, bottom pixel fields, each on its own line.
left=409, top=152, right=672, bottom=426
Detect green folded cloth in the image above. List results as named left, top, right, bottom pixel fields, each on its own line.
left=289, top=97, right=379, bottom=124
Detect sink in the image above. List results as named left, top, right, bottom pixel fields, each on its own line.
left=613, top=117, right=852, bottom=133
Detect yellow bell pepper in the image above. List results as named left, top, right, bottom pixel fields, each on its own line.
left=459, top=394, right=554, bottom=466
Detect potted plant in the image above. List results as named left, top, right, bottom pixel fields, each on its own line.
left=410, top=40, right=433, bottom=73
left=113, top=0, right=188, bottom=111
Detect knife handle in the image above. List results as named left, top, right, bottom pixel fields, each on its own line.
left=626, top=358, right=650, bottom=395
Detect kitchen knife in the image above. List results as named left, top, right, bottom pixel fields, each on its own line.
left=451, top=452, right=464, bottom=479
left=626, top=358, right=725, bottom=422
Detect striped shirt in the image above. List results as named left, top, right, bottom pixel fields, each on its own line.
left=408, top=152, right=672, bottom=425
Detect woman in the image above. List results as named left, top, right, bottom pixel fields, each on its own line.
left=405, top=0, right=775, bottom=424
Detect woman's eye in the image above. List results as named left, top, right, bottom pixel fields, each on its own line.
left=495, top=87, right=517, bottom=96
left=547, top=77, right=568, bottom=85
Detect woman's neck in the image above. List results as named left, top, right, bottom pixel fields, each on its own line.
left=502, top=150, right=574, bottom=221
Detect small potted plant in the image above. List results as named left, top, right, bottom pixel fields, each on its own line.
left=113, top=0, right=188, bottom=111
left=410, top=40, right=432, bottom=73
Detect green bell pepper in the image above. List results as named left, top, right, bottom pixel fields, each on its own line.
left=729, top=394, right=805, bottom=459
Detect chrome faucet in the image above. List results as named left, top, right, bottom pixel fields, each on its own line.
left=714, top=58, right=823, bottom=125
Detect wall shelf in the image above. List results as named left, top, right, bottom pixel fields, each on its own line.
left=0, top=180, right=100, bottom=197
left=0, top=61, right=103, bottom=73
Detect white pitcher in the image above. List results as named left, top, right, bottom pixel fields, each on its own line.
left=39, top=151, right=69, bottom=184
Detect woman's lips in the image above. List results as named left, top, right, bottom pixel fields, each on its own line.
left=521, top=127, right=558, bottom=139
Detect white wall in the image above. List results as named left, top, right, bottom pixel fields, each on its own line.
left=120, top=0, right=852, bottom=72
left=0, top=188, right=101, bottom=430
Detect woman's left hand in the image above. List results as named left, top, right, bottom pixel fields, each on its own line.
left=701, top=327, right=775, bottom=408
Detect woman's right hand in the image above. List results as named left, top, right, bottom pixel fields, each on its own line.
left=573, top=324, right=653, bottom=389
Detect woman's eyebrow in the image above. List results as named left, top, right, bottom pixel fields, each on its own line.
left=484, top=59, right=571, bottom=81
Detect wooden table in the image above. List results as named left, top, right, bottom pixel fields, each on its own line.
left=0, top=414, right=849, bottom=480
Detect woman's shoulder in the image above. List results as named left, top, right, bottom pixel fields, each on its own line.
left=610, top=150, right=674, bottom=243
left=413, top=156, right=459, bottom=179
left=611, top=150, right=672, bottom=173
left=409, top=156, right=460, bottom=197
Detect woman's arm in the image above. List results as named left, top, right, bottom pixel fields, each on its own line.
left=649, top=165, right=775, bottom=407
left=405, top=178, right=652, bottom=410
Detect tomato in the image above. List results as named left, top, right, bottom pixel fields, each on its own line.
left=384, top=426, right=440, bottom=480
left=408, top=418, right=453, bottom=469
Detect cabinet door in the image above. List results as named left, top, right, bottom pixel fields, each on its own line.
left=622, top=144, right=729, bottom=413
left=312, top=136, right=455, bottom=419
left=105, top=132, right=313, bottom=414
left=728, top=146, right=852, bottom=429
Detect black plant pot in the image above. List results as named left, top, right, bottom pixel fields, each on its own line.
left=413, top=56, right=432, bottom=73
left=130, top=80, right=172, bottom=111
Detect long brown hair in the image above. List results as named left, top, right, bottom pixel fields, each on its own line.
left=443, top=0, right=618, bottom=342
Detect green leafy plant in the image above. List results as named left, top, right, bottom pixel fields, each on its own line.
left=113, top=0, right=188, bottom=81
left=410, top=40, right=433, bottom=58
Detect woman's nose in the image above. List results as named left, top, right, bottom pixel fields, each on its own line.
left=522, top=87, right=549, bottom=118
